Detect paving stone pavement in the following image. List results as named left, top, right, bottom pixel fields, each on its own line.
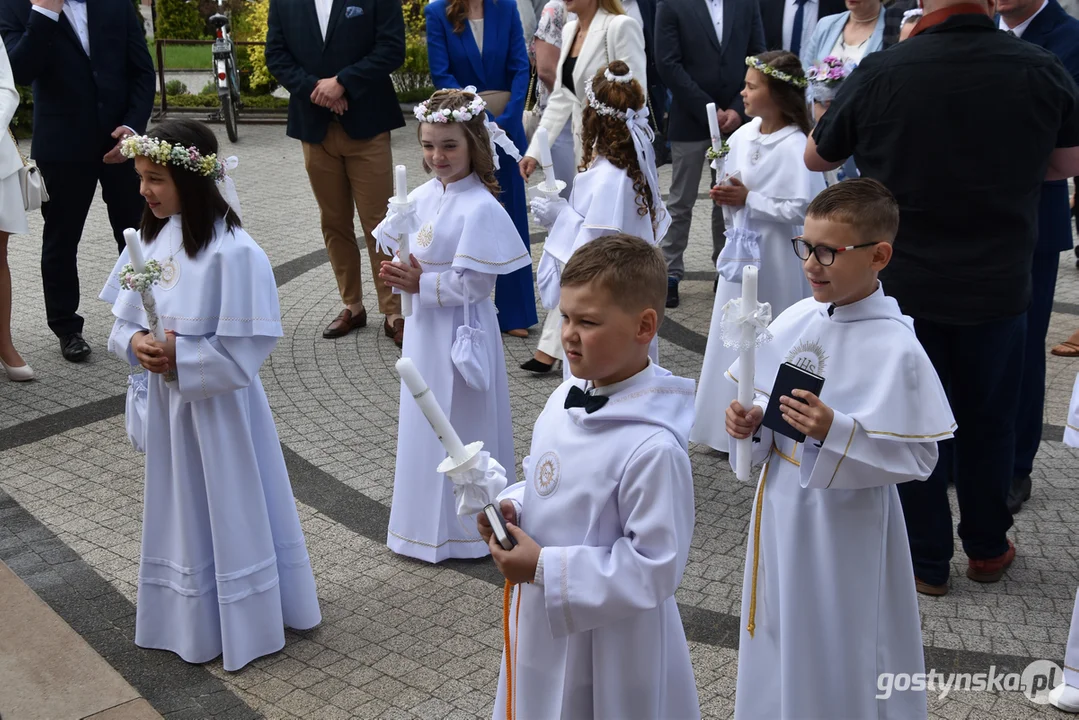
left=1, top=123, right=1079, bottom=719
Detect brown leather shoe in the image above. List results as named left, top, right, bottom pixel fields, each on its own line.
left=384, top=317, right=404, bottom=348
left=966, top=540, right=1015, bottom=583
left=915, top=577, right=949, bottom=596
left=323, top=308, right=367, bottom=339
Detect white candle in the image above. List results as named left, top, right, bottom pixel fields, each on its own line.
left=535, top=127, right=556, bottom=190
left=396, top=357, right=468, bottom=464
left=124, top=228, right=146, bottom=273
left=394, top=165, right=407, bottom=202
left=736, top=265, right=758, bottom=482
left=398, top=231, right=413, bottom=318
left=706, top=102, right=723, bottom=156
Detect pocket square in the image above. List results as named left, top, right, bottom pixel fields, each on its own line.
left=345, top=5, right=363, bottom=17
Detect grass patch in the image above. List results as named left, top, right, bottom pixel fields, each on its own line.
left=149, top=40, right=214, bottom=70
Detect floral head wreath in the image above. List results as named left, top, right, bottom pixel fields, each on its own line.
left=412, top=86, right=521, bottom=170
left=120, top=134, right=227, bottom=182
left=745, top=56, right=808, bottom=89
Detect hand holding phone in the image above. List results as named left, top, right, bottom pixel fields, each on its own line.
left=483, top=503, right=517, bottom=551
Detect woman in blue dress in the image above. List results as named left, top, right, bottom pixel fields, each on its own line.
left=426, top=0, right=538, bottom=337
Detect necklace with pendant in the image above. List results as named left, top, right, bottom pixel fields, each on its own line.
left=158, top=224, right=181, bottom=290
left=750, top=141, right=762, bottom=165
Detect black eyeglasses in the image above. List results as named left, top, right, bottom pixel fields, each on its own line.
left=791, top=237, right=879, bottom=267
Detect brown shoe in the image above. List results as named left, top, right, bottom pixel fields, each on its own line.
left=323, top=308, right=367, bottom=339
left=966, top=540, right=1015, bottom=583
left=915, top=577, right=949, bottom=596
left=384, top=317, right=404, bottom=348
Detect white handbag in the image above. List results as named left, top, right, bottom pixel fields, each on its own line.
left=9, top=130, right=48, bottom=212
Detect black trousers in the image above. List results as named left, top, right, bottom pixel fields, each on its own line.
left=38, top=159, right=143, bottom=338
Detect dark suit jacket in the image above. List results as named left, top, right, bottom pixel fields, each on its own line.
left=655, top=0, right=765, bottom=142
left=636, top=0, right=667, bottom=121
left=265, top=0, right=405, bottom=144
left=759, top=0, right=846, bottom=51
left=0, top=0, right=154, bottom=163
left=1020, top=0, right=1079, bottom=253
left=425, top=0, right=529, bottom=152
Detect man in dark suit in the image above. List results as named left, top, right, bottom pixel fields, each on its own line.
left=655, top=0, right=765, bottom=307
left=0, top=0, right=154, bottom=362
left=758, top=0, right=846, bottom=53
left=266, top=0, right=406, bottom=345
left=631, top=0, right=668, bottom=162
left=998, top=0, right=1079, bottom=514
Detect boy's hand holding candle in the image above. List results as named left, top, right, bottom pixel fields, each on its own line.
left=726, top=400, right=763, bottom=440
left=711, top=177, right=748, bottom=207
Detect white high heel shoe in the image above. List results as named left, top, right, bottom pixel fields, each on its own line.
left=1, top=357, right=35, bottom=381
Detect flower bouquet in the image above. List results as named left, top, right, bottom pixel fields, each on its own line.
left=806, top=56, right=857, bottom=104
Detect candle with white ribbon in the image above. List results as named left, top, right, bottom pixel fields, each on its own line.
left=706, top=102, right=723, bottom=157
left=396, top=357, right=468, bottom=465
left=535, top=127, right=557, bottom=193
left=736, top=265, right=758, bottom=482
left=392, top=165, right=413, bottom=318
left=123, top=228, right=167, bottom=345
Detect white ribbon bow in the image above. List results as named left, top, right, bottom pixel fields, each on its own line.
left=718, top=298, right=773, bottom=351
left=625, top=106, right=671, bottom=236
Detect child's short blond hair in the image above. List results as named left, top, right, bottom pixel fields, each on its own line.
left=560, top=234, right=668, bottom=323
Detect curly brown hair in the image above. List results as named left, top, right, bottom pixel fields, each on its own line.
left=578, top=61, right=658, bottom=227
left=749, top=51, right=813, bottom=136
left=416, top=89, right=501, bottom=198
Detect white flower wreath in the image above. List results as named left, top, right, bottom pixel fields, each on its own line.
left=745, top=56, right=809, bottom=89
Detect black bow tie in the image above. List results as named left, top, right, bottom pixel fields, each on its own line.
left=564, top=385, right=608, bottom=414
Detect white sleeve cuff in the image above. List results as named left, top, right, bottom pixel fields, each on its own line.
left=533, top=547, right=545, bottom=586
left=31, top=5, right=60, bottom=20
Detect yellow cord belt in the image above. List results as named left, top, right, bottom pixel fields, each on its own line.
left=502, top=580, right=522, bottom=719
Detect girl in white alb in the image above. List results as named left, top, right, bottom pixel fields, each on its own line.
left=377, top=88, right=532, bottom=563
left=100, top=119, right=321, bottom=672
left=693, top=52, right=826, bottom=452
left=525, top=60, right=670, bottom=379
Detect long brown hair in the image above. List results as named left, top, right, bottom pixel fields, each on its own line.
left=446, top=0, right=485, bottom=33
left=416, top=88, right=501, bottom=197
left=578, top=61, right=656, bottom=224
left=138, top=119, right=240, bottom=258
left=750, top=51, right=813, bottom=136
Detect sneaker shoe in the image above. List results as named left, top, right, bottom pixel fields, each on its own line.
left=666, top=277, right=679, bottom=308
left=966, top=540, right=1015, bottom=583
left=1050, top=683, right=1079, bottom=713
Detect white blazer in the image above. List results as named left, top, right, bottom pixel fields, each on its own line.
left=524, top=8, right=646, bottom=164
left=0, top=39, right=22, bottom=181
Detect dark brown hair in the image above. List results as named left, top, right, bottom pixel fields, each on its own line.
left=750, top=51, right=813, bottom=136
left=579, top=61, right=657, bottom=226
left=806, top=178, right=900, bottom=243
left=138, top=119, right=240, bottom=258
left=416, top=89, right=501, bottom=198
left=560, top=233, right=668, bottom=324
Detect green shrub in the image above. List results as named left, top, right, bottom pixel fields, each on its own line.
left=156, top=0, right=206, bottom=39
left=156, top=92, right=289, bottom=109
left=393, top=3, right=430, bottom=98
left=200, top=82, right=217, bottom=96
left=11, top=85, right=32, bottom=139
left=164, top=79, right=189, bottom=96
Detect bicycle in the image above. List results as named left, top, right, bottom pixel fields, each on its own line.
left=208, top=0, right=243, bottom=142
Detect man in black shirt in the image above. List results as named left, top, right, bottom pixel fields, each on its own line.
left=806, top=0, right=1079, bottom=595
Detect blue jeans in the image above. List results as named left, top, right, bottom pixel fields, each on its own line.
left=897, top=314, right=1024, bottom=585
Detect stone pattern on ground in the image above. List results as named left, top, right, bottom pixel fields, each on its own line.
left=1, top=124, right=1078, bottom=719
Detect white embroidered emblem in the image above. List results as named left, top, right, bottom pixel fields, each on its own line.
left=785, top=338, right=828, bottom=376
left=534, top=451, right=561, bottom=497
left=416, top=222, right=434, bottom=248
left=158, top=258, right=180, bottom=290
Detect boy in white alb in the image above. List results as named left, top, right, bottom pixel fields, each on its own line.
left=478, top=235, right=700, bottom=720
left=1049, top=375, right=1079, bottom=713
left=725, top=180, right=955, bottom=719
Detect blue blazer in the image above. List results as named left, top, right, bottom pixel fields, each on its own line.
left=801, top=8, right=887, bottom=70
left=425, top=0, right=530, bottom=153
left=0, top=0, right=155, bottom=163
left=1018, top=0, right=1079, bottom=253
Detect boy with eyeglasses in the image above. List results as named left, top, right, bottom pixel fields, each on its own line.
left=724, top=178, right=955, bottom=720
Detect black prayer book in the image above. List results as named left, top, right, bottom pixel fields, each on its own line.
left=762, top=362, right=826, bottom=443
